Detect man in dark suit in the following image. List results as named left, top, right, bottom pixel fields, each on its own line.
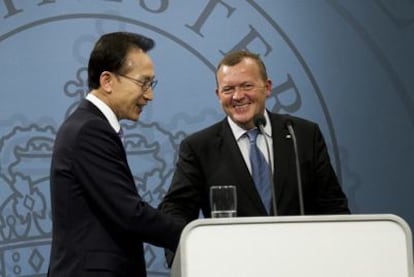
left=48, top=32, right=184, bottom=277
left=159, top=50, right=350, bottom=224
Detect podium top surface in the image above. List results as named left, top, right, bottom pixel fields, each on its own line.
left=173, top=214, right=414, bottom=277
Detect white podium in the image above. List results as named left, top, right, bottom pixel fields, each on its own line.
left=171, top=214, right=413, bottom=277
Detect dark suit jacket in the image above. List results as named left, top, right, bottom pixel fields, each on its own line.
left=159, top=112, right=350, bottom=222
left=48, top=100, right=184, bottom=277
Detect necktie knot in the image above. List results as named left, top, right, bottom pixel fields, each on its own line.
left=246, top=128, right=259, bottom=144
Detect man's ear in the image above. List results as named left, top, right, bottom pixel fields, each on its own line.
left=100, top=71, right=113, bottom=93
left=265, top=79, right=272, bottom=97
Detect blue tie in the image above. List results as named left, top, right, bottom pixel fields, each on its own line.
left=246, top=129, right=272, bottom=214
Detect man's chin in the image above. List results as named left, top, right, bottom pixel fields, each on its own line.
left=232, top=117, right=254, bottom=130
left=126, top=113, right=140, bottom=122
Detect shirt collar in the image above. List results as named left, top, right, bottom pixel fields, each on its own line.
left=86, top=93, right=121, bottom=133
left=227, top=111, right=272, bottom=140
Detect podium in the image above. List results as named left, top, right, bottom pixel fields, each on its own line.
left=171, top=214, right=413, bottom=277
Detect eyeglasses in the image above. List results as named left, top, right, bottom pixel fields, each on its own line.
left=116, top=73, right=158, bottom=92
left=219, top=82, right=265, bottom=95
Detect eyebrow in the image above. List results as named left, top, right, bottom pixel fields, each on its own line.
left=140, top=75, right=155, bottom=81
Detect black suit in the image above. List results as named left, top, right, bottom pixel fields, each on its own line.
left=48, top=100, right=183, bottom=277
left=159, top=112, right=350, bottom=222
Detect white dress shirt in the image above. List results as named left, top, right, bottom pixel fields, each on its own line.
left=227, top=111, right=274, bottom=174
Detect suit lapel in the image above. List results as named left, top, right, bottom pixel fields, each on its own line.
left=270, top=113, right=294, bottom=206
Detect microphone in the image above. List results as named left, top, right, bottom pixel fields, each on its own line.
left=253, top=114, right=278, bottom=216
left=285, top=118, right=305, bottom=215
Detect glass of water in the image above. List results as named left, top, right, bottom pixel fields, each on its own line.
left=210, top=185, right=237, bottom=218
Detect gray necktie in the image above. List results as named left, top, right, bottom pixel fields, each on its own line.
left=246, top=129, right=272, bottom=214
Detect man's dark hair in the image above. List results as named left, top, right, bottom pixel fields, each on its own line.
left=216, top=50, right=268, bottom=81
left=87, top=32, right=155, bottom=90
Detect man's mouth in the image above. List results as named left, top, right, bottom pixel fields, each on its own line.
left=136, top=104, right=144, bottom=112
left=233, top=103, right=250, bottom=110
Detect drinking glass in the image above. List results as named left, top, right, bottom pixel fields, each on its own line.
left=210, top=185, right=237, bottom=218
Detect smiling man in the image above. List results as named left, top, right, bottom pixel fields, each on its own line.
left=159, top=50, right=349, bottom=233
left=48, top=32, right=184, bottom=277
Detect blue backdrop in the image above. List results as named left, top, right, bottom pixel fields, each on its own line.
left=1, top=1, right=413, bottom=276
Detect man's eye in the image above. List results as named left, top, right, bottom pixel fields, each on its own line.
left=222, top=87, right=234, bottom=93
left=242, top=83, right=254, bottom=90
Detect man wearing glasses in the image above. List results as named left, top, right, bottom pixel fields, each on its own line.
left=48, top=32, right=184, bottom=277
left=159, top=50, right=350, bottom=242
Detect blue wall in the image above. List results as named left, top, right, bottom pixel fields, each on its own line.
left=0, top=1, right=413, bottom=275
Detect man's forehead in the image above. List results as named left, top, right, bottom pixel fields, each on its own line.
left=123, top=51, right=153, bottom=73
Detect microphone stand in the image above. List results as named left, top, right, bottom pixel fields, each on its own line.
left=286, top=122, right=305, bottom=215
